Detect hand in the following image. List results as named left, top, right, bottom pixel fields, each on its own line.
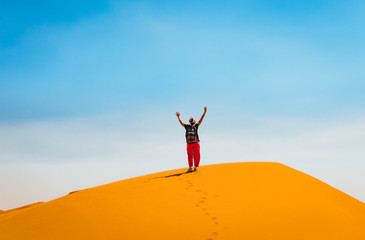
left=204, top=106, right=207, bottom=112
left=176, top=112, right=180, bottom=117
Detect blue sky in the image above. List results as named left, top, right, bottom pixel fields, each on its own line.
left=1, top=1, right=365, bottom=209
left=1, top=0, right=365, bottom=122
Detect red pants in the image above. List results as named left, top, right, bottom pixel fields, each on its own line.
left=187, top=142, right=200, bottom=167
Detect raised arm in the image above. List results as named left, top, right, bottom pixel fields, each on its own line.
left=197, top=106, right=207, bottom=126
left=176, top=112, right=185, bottom=127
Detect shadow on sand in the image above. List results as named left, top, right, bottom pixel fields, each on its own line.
left=150, top=171, right=194, bottom=180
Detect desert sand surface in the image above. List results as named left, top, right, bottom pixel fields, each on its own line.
left=1, top=162, right=364, bottom=240
left=0, top=202, right=44, bottom=215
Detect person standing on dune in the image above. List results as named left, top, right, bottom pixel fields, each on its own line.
left=176, top=106, right=207, bottom=172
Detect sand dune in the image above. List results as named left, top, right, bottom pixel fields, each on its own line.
left=0, top=202, right=44, bottom=215
left=1, top=162, right=364, bottom=240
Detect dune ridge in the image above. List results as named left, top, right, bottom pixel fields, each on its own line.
left=1, top=162, right=364, bottom=240
left=0, top=202, right=44, bottom=215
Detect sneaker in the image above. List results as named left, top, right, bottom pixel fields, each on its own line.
left=187, top=167, right=193, bottom=173
left=194, top=167, right=197, bottom=172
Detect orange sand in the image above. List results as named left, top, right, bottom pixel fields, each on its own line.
left=0, top=202, right=43, bottom=215
left=1, top=162, right=364, bottom=240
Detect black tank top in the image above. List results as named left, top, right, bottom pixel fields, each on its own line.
left=184, top=123, right=200, bottom=144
